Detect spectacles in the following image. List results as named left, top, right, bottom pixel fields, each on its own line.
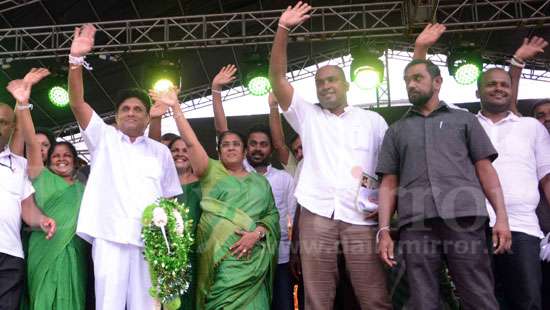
left=0, top=155, right=13, bottom=172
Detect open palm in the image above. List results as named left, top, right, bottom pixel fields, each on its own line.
left=212, top=65, right=237, bottom=89
left=514, top=36, right=548, bottom=61
left=279, top=1, right=312, bottom=28
left=70, top=24, right=96, bottom=57
left=415, top=23, right=446, bottom=48
left=7, top=80, right=31, bottom=104
left=23, top=68, right=50, bottom=86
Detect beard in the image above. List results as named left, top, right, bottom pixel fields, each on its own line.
left=408, top=89, right=434, bottom=107
left=246, top=152, right=270, bottom=168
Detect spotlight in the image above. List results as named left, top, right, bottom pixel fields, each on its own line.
left=243, top=53, right=271, bottom=96
left=447, top=47, right=483, bottom=85
left=350, top=48, right=384, bottom=90
left=48, top=86, right=69, bottom=107
left=153, top=79, right=175, bottom=92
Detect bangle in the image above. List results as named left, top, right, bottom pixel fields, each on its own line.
left=512, top=54, right=525, bottom=64
left=510, top=57, right=525, bottom=68
left=16, top=104, right=33, bottom=111
left=278, top=23, right=290, bottom=31
left=211, top=89, right=221, bottom=94
left=376, top=226, right=391, bottom=244
left=68, top=54, right=93, bottom=71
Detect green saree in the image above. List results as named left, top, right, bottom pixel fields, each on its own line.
left=27, top=169, right=89, bottom=310
left=196, top=159, right=280, bottom=310
left=177, top=181, right=202, bottom=310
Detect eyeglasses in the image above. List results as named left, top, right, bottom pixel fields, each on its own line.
left=0, top=155, right=13, bottom=172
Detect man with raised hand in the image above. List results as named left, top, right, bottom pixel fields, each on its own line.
left=269, top=2, right=392, bottom=309
left=67, top=24, right=182, bottom=310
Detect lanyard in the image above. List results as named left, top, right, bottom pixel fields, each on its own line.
left=0, top=154, right=13, bottom=172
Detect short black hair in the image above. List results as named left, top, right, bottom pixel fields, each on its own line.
left=161, top=133, right=180, bottom=144
left=477, top=67, right=510, bottom=89
left=36, top=127, right=56, bottom=147
left=246, top=124, right=272, bottom=146
left=217, top=130, right=246, bottom=151
left=115, top=88, right=152, bottom=113
left=404, top=59, right=441, bottom=79
left=532, top=99, right=550, bottom=116
left=46, top=141, right=78, bottom=169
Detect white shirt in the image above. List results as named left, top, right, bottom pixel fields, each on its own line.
left=283, top=93, right=388, bottom=225
left=0, top=147, right=34, bottom=258
left=477, top=112, right=550, bottom=238
left=244, top=160, right=295, bottom=264
left=77, top=112, right=182, bottom=246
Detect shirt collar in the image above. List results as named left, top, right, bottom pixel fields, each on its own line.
left=405, top=101, right=449, bottom=118
left=118, top=130, right=147, bottom=144
left=476, top=110, right=520, bottom=124
left=317, top=103, right=353, bottom=117
left=0, top=146, right=11, bottom=158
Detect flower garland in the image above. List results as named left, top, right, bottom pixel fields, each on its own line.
left=141, top=198, right=195, bottom=310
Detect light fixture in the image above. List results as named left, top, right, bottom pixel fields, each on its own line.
left=447, top=46, right=483, bottom=85
left=243, top=53, right=271, bottom=96
left=48, top=86, right=69, bottom=107
left=350, top=48, right=384, bottom=90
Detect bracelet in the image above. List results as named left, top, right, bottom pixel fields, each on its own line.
left=375, top=226, right=391, bottom=244
left=68, top=54, right=93, bottom=71
left=512, top=54, right=525, bottom=64
left=509, top=57, right=525, bottom=68
left=16, top=104, right=33, bottom=111
left=278, top=23, right=290, bottom=31
left=211, top=89, right=222, bottom=94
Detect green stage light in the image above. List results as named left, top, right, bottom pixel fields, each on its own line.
left=247, top=76, right=271, bottom=96
left=447, top=46, right=483, bottom=86
left=48, top=86, right=69, bottom=107
left=153, top=79, right=175, bottom=92
left=454, top=63, right=480, bottom=85
left=353, top=66, right=382, bottom=90
left=350, top=48, right=384, bottom=90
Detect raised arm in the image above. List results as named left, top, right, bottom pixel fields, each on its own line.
left=149, top=88, right=209, bottom=177
left=475, top=159, right=512, bottom=254
left=269, top=2, right=311, bottom=111
left=211, top=65, right=237, bottom=134
left=9, top=118, right=24, bottom=156
left=509, top=37, right=548, bottom=115
left=268, top=92, right=290, bottom=165
left=6, top=68, right=51, bottom=179
left=68, top=24, right=97, bottom=129
left=413, top=23, right=446, bottom=60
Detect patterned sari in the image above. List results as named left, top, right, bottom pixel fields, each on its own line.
left=196, top=159, right=280, bottom=310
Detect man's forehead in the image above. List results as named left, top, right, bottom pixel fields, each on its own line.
left=315, top=66, right=343, bottom=79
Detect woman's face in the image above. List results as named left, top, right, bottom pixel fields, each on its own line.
left=48, top=144, right=75, bottom=178
left=170, top=139, right=191, bottom=171
left=36, top=133, right=51, bottom=163
left=218, top=133, right=245, bottom=167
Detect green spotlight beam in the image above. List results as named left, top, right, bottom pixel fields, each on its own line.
left=48, top=86, right=69, bottom=107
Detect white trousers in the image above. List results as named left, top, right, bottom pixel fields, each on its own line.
left=92, top=238, right=154, bottom=310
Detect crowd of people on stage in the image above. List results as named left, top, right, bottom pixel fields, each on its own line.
left=1, top=2, right=550, bottom=310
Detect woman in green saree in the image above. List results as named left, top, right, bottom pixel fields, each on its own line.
left=167, top=137, right=202, bottom=309
left=149, top=88, right=280, bottom=310
left=13, top=68, right=88, bottom=310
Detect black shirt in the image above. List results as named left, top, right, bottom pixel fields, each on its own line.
left=376, top=102, right=498, bottom=227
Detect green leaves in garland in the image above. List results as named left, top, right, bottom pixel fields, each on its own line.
left=141, top=198, right=194, bottom=310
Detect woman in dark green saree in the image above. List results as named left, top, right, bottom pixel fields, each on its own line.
left=149, top=88, right=280, bottom=310
left=15, top=68, right=88, bottom=310
left=168, top=137, right=202, bottom=310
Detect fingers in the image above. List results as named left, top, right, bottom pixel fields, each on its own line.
left=365, top=211, right=378, bottom=220
left=74, top=27, right=81, bottom=38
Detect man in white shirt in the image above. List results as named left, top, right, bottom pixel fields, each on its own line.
left=0, top=102, right=56, bottom=310
left=241, top=124, right=296, bottom=310
left=67, top=24, right=182, bottom=310
left=269, top=3, right=392, bottom=309
left=476, top=68, right=550, bottom=310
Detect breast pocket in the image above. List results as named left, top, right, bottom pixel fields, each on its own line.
left=435, top=121, right=467, bottom=157
left=0, top=169, right=25, bottom=197
left=140, top=157, right=162, bottom=182
left=352, top=124, right=372, bottom=151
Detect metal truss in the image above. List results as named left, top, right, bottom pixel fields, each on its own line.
left=0, top=0, right=40, bottom=14
left=0, top=1, right=550, bottom=60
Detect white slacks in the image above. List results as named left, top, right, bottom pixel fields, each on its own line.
left=92, top=238, right=154, bottom=310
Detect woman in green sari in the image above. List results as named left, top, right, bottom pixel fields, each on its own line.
left=168, top=137, right=202, bottom=309
left=12, top=68, right=88, bottom=310
left=149, top=88, right=280, bottom=310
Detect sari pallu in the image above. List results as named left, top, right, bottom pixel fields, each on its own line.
left=195, top=160, right=280, bottom=310
left=27, top=169, right=89, bottom=310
